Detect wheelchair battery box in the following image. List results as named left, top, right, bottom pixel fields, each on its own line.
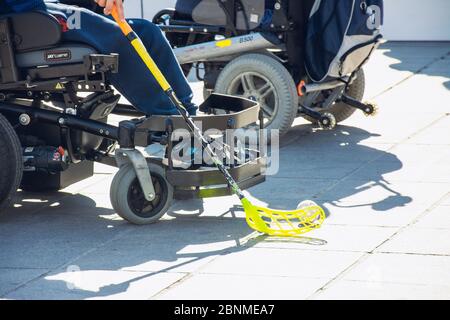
left=21, top=160, right=94, bottom=191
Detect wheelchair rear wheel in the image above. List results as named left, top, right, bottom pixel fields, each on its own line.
left=0, top=114, right=23, bottom=211
left=214, top=53, right=298, bottom=136
left=110, top=162, right=173, bottom=225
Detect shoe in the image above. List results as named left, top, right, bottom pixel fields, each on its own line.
left=144, top=143, right=166, bottom=159
left=162, top=139, right=201, bottom=169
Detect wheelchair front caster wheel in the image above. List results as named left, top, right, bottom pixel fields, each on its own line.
left=110, top=162, right=173, bottom=225
left=319, top=113, right=337, bottom=130
left=363, top=101, right=379, bottom=117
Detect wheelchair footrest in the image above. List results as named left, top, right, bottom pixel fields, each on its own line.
left=168, top=157, right=266, bottom=200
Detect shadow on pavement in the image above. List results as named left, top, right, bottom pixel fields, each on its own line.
left=249, top=123, right=413, bottom=216
left=1, top=188, right=325, bottom=299
left=0, top=122, right=412, bottom=299
left=381, top=42, right=450, bottom=90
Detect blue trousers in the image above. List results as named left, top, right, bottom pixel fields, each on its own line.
left=45, top=3, right=196, bottom=116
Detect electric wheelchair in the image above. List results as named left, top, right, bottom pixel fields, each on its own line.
left=154, top=0, right=381, bottom=136
left=0, top=10, right=266, bottom=224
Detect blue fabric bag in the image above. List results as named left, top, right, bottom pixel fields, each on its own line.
left=305, top=0, right=384, bottom=82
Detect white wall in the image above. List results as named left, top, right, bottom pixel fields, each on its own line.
left=142, top=0, right=176, bottom=19
left=123, top=0, right=144, bottom=18
left=382, top=0, right=450, bottom=41
left=124, top=0, right=176, bottom=19
left=125, top=0, right=450, bottom=41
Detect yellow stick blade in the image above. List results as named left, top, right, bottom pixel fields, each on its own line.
left=241, top=198, right=326, bottom=237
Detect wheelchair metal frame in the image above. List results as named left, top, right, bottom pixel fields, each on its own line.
left=0, top=10, right=266, bottom=201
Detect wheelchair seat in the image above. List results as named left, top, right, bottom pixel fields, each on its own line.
left=16, top=44, right=97, bottom=68
left=0, top=10, right=104, bottom=84
left=0, top=10, right=118, bottom=88
left=6, top=11, right=97, bottom=68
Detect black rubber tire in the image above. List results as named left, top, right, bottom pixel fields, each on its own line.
left=214, top=54, right=298, bottom=136
left=110, top=162, right=173, bottom=225
left=303, top=68, right=366, bottom=124
left=0, top=114, right=23, bottom=211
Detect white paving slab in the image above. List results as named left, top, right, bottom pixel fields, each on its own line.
left=322, top=202, right=429, bottom=227
left=442, top=196, right=450, bottom=206
left=247, top=225, right=398, bottom=253
left=413, top=206, right=450, bottom=229
left=156, top=273, right=329, bottom=300
left=350, top=144, right=450, bottom=183
left=1, top=42, right=450, bottom=300
left=312, top=280, right=450, bottom=300
left=406, top=116, right=450, bottom=146
left=316, top=181, right=449, bottom=209
left=341, top=253, right=450, bottom=286
left=198, top=248, right=363, bottom=280
left=376, top=227, right=450, bottom=256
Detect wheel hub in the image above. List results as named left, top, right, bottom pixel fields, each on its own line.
left=127, top=176, right=166, bottom=218
left=228, top=71, right=279, bottom=125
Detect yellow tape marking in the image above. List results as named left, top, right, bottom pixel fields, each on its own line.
left=216, top=39, right=232, bottom=48
left=130, top=38, right=171, bottom=91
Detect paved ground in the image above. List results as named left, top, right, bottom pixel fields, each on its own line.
left=1, top=42, right=449, bottom=300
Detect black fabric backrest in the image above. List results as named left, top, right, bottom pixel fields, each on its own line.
left=175, top=0, right=265, bottom=31
left=284, top=0, right=315, bottom=81
left=9, top=11, right=62, bottom=52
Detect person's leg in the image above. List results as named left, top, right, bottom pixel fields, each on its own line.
left=127, top=19, right=196, bottom=112
left=45, top=3, right=196, bottom=116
